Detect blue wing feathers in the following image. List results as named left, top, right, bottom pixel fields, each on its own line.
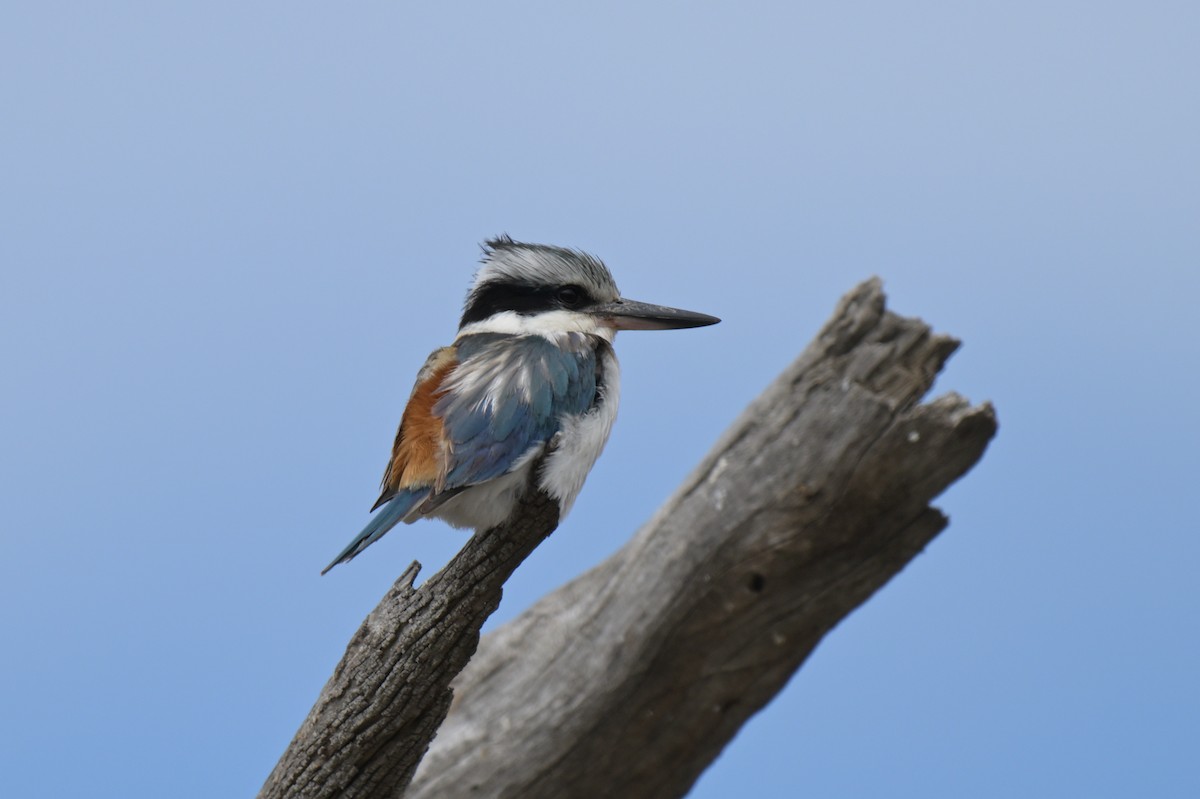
left=450, top=402, right=490, bottom=441
left=435, top=334, right=598, bottom=490
left=490, top=394, right=523, bottom=439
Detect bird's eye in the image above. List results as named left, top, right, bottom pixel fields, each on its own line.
left=557, top=286, right=582, bottom=307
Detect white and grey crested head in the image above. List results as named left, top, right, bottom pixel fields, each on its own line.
left=459, top=236, right=621, bottom=331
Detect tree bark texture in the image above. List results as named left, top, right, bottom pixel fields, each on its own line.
left=408, top=278, right=997, bottom=798
left=260, top=278, right=997, bottom=799
left=258, top=486, right=561, bottom=799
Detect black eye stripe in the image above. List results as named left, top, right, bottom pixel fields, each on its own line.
left=461, top=282, right=595, bottom=327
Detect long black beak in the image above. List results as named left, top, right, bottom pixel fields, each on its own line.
left=587, top=298, right=720, bottom=331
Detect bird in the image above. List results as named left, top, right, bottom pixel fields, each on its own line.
left=322, top=236, right=719, bottom=573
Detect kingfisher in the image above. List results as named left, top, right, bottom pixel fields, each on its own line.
left=322, top=236, right=719, bottom=573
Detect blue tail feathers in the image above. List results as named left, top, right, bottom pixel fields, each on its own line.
left=321, top=489, right=425, bottom=574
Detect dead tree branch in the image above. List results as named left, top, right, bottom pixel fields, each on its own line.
left=258, top=483, right=561, bottom=798
left=260, top=278, right=997, bottom=799
left=409, top=278, right=996, bottom=798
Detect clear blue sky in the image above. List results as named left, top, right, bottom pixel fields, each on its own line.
left=2, top=3, right=1197, bottom=797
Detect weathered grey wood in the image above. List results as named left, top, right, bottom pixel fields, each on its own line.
left=408, top=278, right=997, bottom=798
left=257, top=485, right=561, bottom=799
